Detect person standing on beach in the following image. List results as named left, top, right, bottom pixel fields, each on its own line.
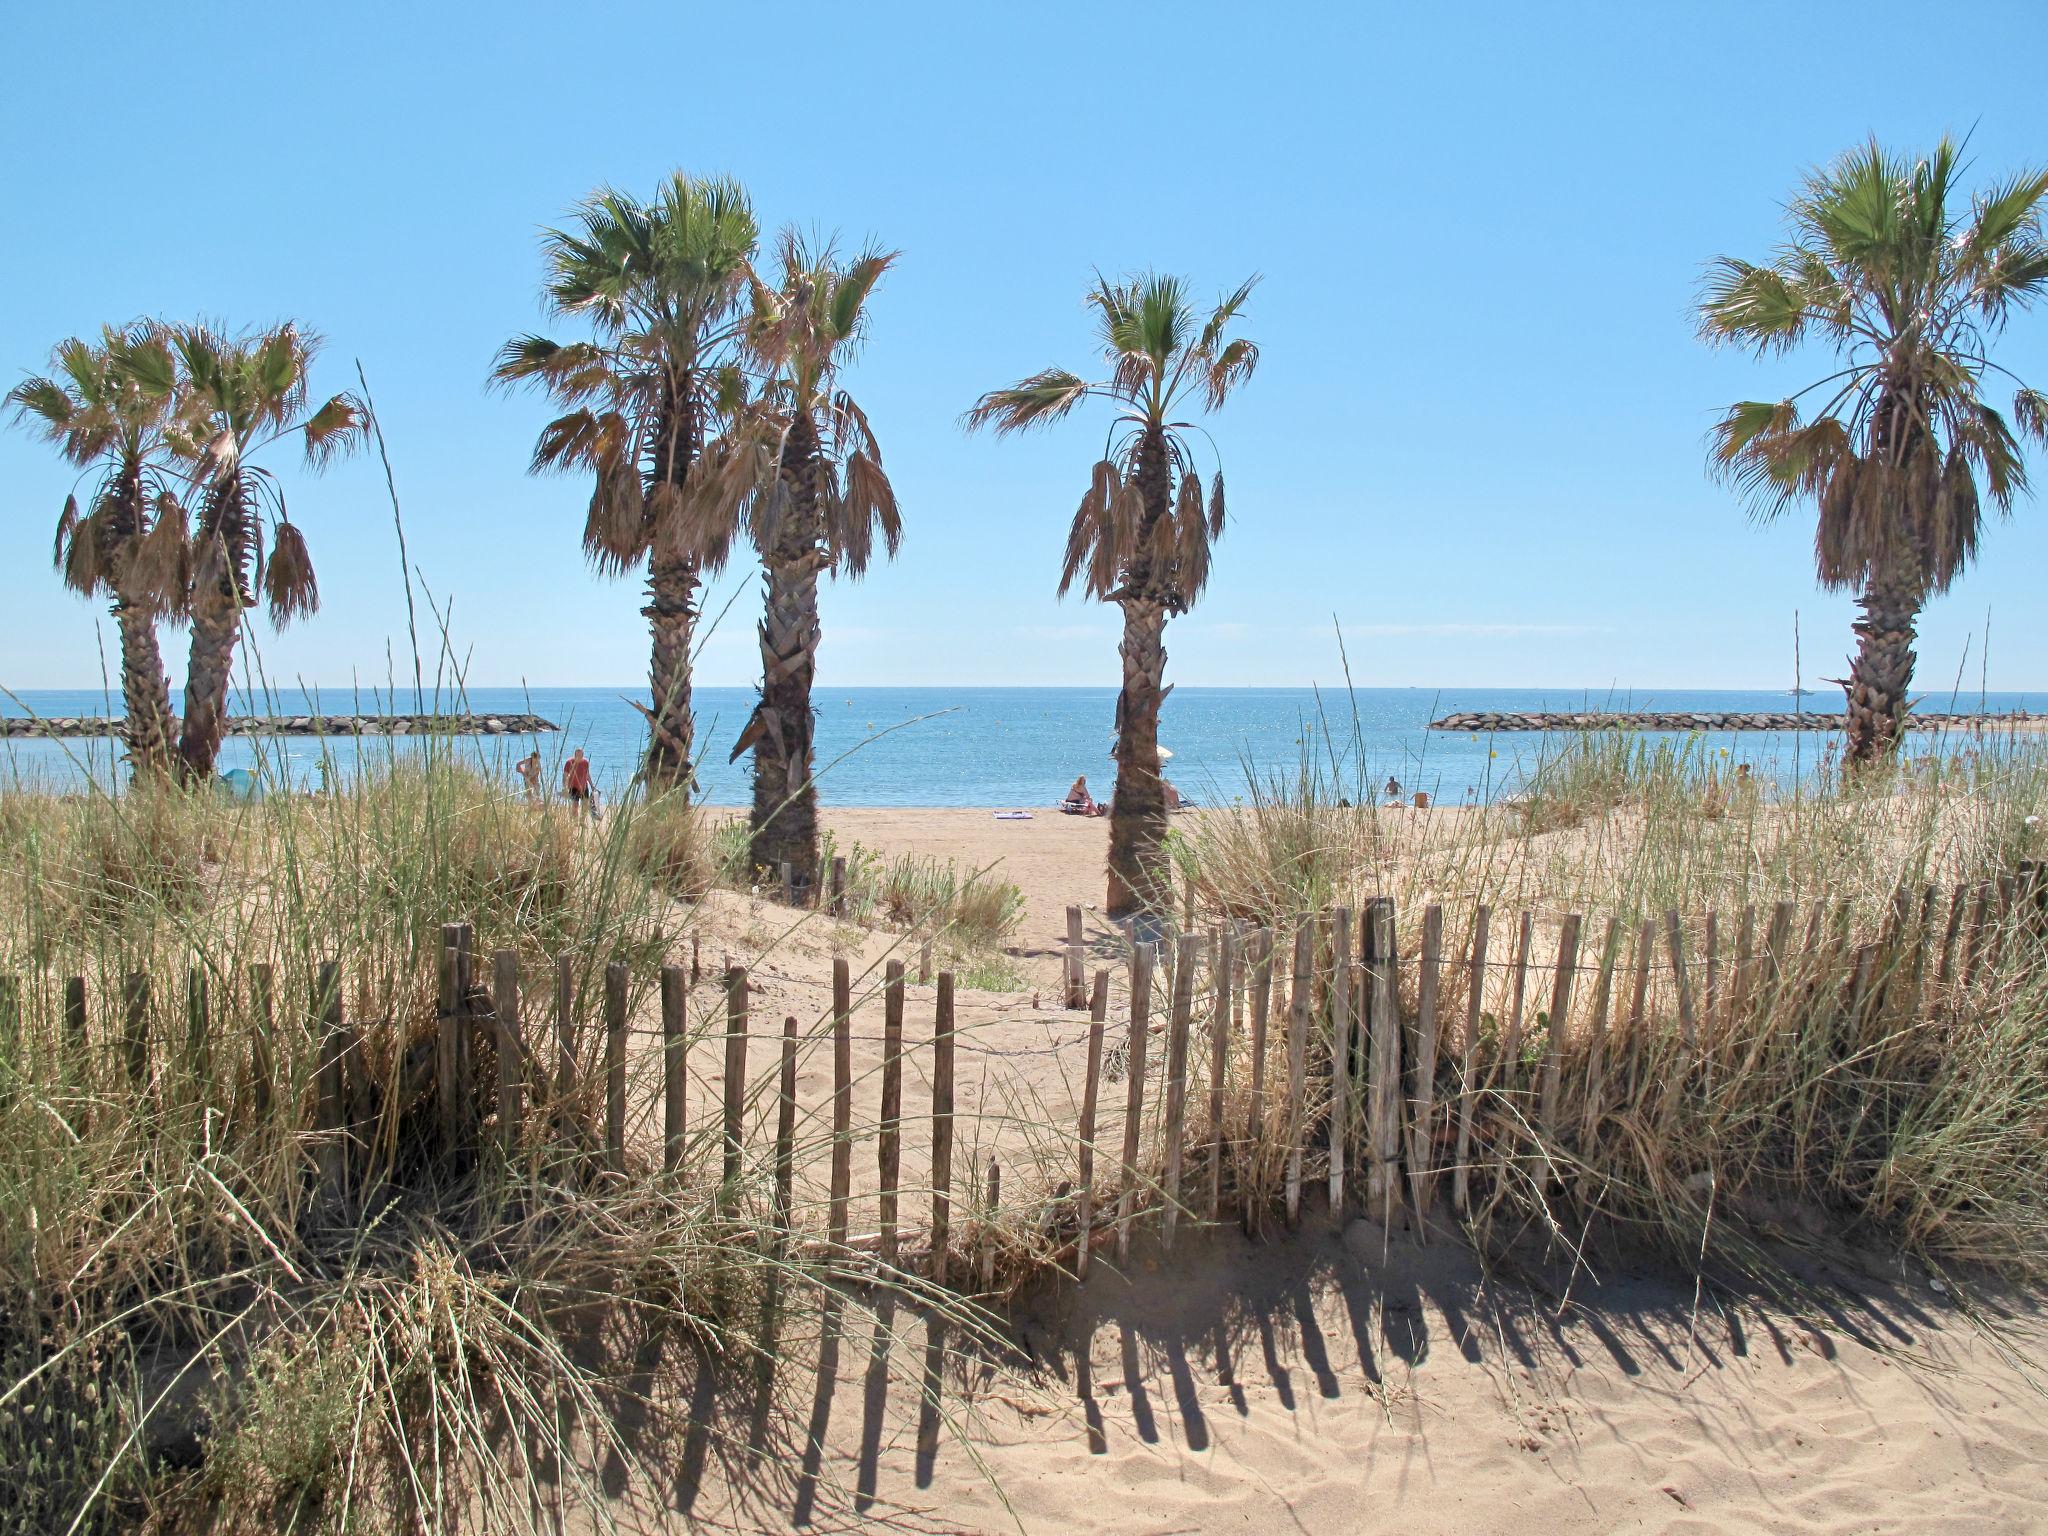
left=563, top=749, right=593, bottom=818
left=516, top=750, right=543, bottom=804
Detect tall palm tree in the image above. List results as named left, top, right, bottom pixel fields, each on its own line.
left=493, top=173, right=760, bottom=796
left=9, top=323, right=190, bottom=780
left=729, top=232, right=902, bottom=890
left=170, top=322, right=367, bottom=780
left=1701, top=137, right=2048, bottom=764
left=968, top=272, right=1258, bottom=916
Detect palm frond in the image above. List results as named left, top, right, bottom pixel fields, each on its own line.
left=262, top=519, right=318, bottom=625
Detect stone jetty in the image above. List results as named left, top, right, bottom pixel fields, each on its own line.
left=0, top=712, right=558, bottom=740
left=1429, top=709, right=2044, bottom=734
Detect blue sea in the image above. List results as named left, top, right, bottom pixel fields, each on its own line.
left=1, top=686, right=2039, bottom=806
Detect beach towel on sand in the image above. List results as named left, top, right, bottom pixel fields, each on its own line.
left=993, top=811, right=1033, bottom=820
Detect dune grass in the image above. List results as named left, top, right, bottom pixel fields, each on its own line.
left=0, top=730, right=1019, bottom=1535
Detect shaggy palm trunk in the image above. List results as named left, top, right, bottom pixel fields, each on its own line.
left=1105, top=426, right=1175, bottom=919
left=105, top=466, right=174, bottom=782
left=177, top=586, right=241, bottom=783
left=114, top=602, right=175, bottom=782
left=1844, top=554, right=1923, bottom=767
left=748, top=416, right=825, bottom=891
left=642, top=555, right=699, bottom=795
left=178, top=497, right=248, bottom=783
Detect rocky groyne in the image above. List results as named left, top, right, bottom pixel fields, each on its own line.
left=0, top=712, right=558, bottom=740
left=1430, top=710, right=2044, bottom=733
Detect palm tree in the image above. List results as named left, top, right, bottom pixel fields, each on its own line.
left=967, top=271, right=1258, bottom=917
left=8, top=323, right=189, bottom=780
left=170, top=322, right=367, bottom=780
left=729, top=232, right=902, bottom=890
left=492, top=173, right=760, bottom=796
left=1701, top=137, right=2048, bottom=764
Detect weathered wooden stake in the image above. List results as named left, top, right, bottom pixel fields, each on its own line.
left=1581, top=916, right=1620, bottom=1144
left=726, top=964, right=754, bottom=1194
left=932, top=973, right=957, bottom=1285
left=774, top=1015, right=798, bottom=1234
left=1701, top=911, right=1720, bottom=1032
left=1665, top=910, right=1697, bottom=1047
left=1501, top=911, right=1534, bottom=1071
left=829, top=957, right=852, bottom=1251
left=437, top=924, right=463, bottom=1156
left=828, top=855, right=847, bottom=917
left=122, top=972, right=149, bottom=1088
left=554, top=956, right=576, bottom=1145
left=63, top=975, right=86, bottom=1059
left=248, top=964, right=274, bottom=1120
left=1367, top=899, right=1402, bottom=1224
left=1406, top=903, right=1444, bottom=1217
left=1962, top=881, right=1994, bottom=987
left=918, top=937, right=934, bottom=986
left=1327, top=908, right=1354, bottom=1213
left=1246, top=929, right=1273, bottom=1210
left=1539, top=914, right=1581, bottom=1141
left=661, top=965, right=688, bottom=1175
left=1065, top=905, right=1086, bottom=1009
left=1453, top=905, right=1490, bottom=1217
left=1766, top=900, right=1795, bottom=991
left=1117, top=944, right=1156, bottom=1259
left=604, top=961, right=628, bottom=1175
left=1283, top=923, right=1312, bottom=1227
left=879, top=959, right=906, bottom=1268
left=1161, top=934, right=1197, bottom=1248
left=1208, top=925, right=1236, bottom=1222
left=1075, top=967, right=1109, bottom=1280
left=494, top=951, right=523, bottom=1158
left=1938, top=883, right=1968, bottom=986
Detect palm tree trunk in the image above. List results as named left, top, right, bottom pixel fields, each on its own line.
left=642, top=554, right=698, bottom=796
left=178, top=581, right=241, bottom=786
left=113, top=601, right=175, bottom=782
left=1843, top=554, right=1922, bottom=767
left=1107, top=597, right=1171, bottom=917
left=1105, top=425, right=1176, bottom=919
left=748, top=418, right=824, bottom=891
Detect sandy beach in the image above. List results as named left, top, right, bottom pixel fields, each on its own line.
left=593, top=804, right=2048, bottom=1535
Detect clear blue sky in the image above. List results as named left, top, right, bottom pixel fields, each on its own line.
left=4, top=1, right=2045, bottom=697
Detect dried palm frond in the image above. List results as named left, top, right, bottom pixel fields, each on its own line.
left=263, top=519, right=318, bottom=625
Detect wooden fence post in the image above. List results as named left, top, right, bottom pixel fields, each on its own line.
left=932, top=973, right=956, bottom=1285
left=829, top=957, right=852, bottom=1252
left=774, top=1016, right=798, bottom=1236
left=604, top=962, right=628, bottom=1175
left=661, top=965, right=688, bottom=1175
left=1367, top=898, right=1402, bottom=1224
left=1766, top=900, right=1795, bottom=991
left=1665, top=910, right=1697, bottom=1046
left=1938, top=884, right=1968, bottom=987
left=1075, top=967, right=1110, bottom=1280
left=1581, top=917, right=1619, bottom=1145
left=1065, top=905, right=1086, bottom=1009
left=1161, top=935, right=1197, bottom=1249
left=829, top=855, right=847, bottom=917
left=122, top=972, right=149, bottom=1089
left=1501, top=911, right=1534, bottom=1072
left=554, top=957, right=576, bottom=1147
left=315, top=960, right=346, bottom=1213
left=1283, top=923, right=1311, bottom=1227
left=1245, top=928, right=1273, bottom=1218
left=1208, top=924, right=1236, bottom=1222
left=1407, top=903, right=1443, bottom=1217
left=879, top=959, right=906, bottom=1269
left=494, top=951, right=523, bottom=1159
left=1327, top=908, right=1354, bottom=1214
left=1728, top=903, right=1757, bottom=1033
left=918, top=937, right=934, bottom=986
left=1453, top=905, right=1489, bottom=1218
left=1117, top=943, right=1156, bottom=1259
left=1539, top=915, right=1581, bottom=1143
left=1962, top=882, right=1993, bottom=987
left=725, top=964, right=753, bottom=1196
left=1701, top=911, right=1719, bottom=1032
